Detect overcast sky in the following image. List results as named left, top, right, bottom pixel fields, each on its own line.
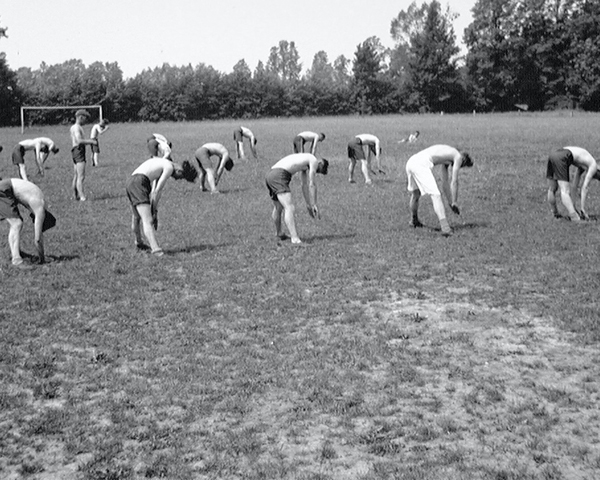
left=1, top=0, right=476, bottom=79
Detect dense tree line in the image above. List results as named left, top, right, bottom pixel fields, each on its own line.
left=1, top=0, right=600, bottom=126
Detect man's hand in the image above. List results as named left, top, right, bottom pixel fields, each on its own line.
left=307, top=205, right=320, bottom=219
left=450, top=204, right=460, bottom=215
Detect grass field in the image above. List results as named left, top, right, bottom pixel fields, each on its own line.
left=1, top=112, right=600, bottom=480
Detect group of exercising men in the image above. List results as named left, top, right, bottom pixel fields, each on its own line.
left=2, top=113, right=599, bottom=266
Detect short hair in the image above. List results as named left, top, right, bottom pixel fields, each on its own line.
left=176, top=160, right=199, bottom=183
left=461, top=153, right=473, bottom=168
left=51, top=145, right=60, bottom=154
left=593, top=169, right=600, bottom=181
left=319, top=158, right=329, bottom=175
left=319, top=132, right=326, bottom=141
left=75, top=109, right=90, bottom=118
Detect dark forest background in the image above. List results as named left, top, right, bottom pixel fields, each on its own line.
left=1, top=0, right=600, bottom=126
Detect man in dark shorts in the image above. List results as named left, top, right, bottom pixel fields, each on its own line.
left=70, top=109, right=98, bottom=201
left=193, top=143, right=234, bottom=193
left=11, top=137, right=59, bottom=181
left=293, top=131, right=326, bottom=155
left=0, top=177, right=55, bottom=266
left=233, top=126, right=257, bottom=160
left=126, top=157, right=196, bottom=256
left=546, top=146, right=599, bottom=221
left=265, top=153, right=328, bottom=244
left=347, top=134, right=383, bottom=184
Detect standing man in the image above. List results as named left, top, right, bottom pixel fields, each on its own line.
left=147, top=133, right=172, bottom=160
left=193, top=143, right=234, bottom=194
left=265, top=153, right=329, bottom=244
left=233, top=126, right=258, bottom=160
left=347, top=133, right=383, bottom=184
left=70, top=109, right=98, bottom=201
left=547, top=146, right=599, bottom=221
left=293, top=131, right=326, bottom=156
left=11, top=137, right=59, bottom=181
left=406, top=144, right=473, bottom=236
left=90, top=118, right=109, bottom=166
left=0, top=177, right=55, bottom=266
left=125, top=157, right=195, bottom=256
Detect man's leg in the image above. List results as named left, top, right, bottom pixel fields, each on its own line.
left=431, top=194, right=451, bottom=235
left=360, top=159, right=373, bottom=185
left=75, top=162, right=87, bottom=201
left=237, top=141, right=245, bottom=160
left=17, top=163, right=28, bottom=181
left=348, top=159, right=357, bottom=183
left=205, top=168, right=218, bottom=193
left=558, top=180, right=580, bottom=221
left=136, top=204, right=162, bottom=254
left=409, top=189, right=423, bottom=227
left=547, top=179, right=561, bottom=218
left=271, top=200, right=285, bottom=238
left=276, top=192, right=301, bottom=244
left=29, top=196, right=46, bottom=263
left=6, top=217, right=23, bottom=265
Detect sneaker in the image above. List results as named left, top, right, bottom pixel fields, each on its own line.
left=136, top=243, right=151, bottom=251
left=410, top=219, right=424, bottom=228
left=151, top=249, right=164, bottom=257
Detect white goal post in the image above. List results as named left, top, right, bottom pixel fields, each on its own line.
left=20, top=105, right=103, bottom=133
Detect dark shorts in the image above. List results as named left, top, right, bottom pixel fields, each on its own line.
left=233, top=127, right=243, bottom=142
left=91, top=142, right=100, bottom=154
left=265, top=168, right=292, bottom=201
left=40, top=145, right=49, bottom=154
left=347, top=137, right=365, bottom=160
left=147, top=138, right=159, bottom=157
left=126, top=174, right=152, bottom=207
left=71, top=144, right=86, bottom=164
left=195, top=147, right=219, bottom=171
left=12, top=145, right=25, bottom=165
left=0, top=179, right=21, bottom=220
left=293, top=135, right=305, bottom=153
left=546, top=148, right=573, bottom=182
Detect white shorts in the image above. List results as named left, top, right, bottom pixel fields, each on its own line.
left=406, top=154, right=440, bottom=196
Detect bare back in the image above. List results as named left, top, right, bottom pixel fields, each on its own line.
left=10, top=178, right=45, bottom=210
left=271, top=153, right=317, bottom=175
left=420, top=144, right=462, bottom=166
left=132, top=157, right=174, bottom=182
left=564, top=147, right=597, bottom=171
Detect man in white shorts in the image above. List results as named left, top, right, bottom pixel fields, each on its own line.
left=406, top=144, right=473, bottom=236
left=293, top=131, right=326, bottom=155
left=147, top=133, right=172, bottom=160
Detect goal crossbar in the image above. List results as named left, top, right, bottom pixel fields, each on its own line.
left=21, top=105, right=103, bottom=133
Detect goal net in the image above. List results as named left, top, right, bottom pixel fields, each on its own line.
left=20, top=105, right=103, bottom=133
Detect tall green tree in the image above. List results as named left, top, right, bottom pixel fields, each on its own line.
left=266, top=40, right=302, bottom=83
left=0, top=20, right=21, bottom=125
left=404, top=0, right=464, bottom=112
left=352, top=37, right=384, bottom=114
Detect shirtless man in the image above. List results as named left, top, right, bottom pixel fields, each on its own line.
left=547, top=146, right=599, bottom=221
left=125, top=157, right=190, bottom=256
left=70, top=110, right=98, bottom=201
left=347, top=133, right=383, bottom=184
left=11, top=137, right=59, bottom=181
left=0, top=177, right=55, bottom=266
left=233, top=126, right=258, bottom=160
left=293, top=131, right=326, bottom=156
left=90, top=118, right=109, bottom=166
left=406, top=144, right=473, bottom=236
left=194, top=143, right=234, bottom=194
left=265, top=153, right=329, bottom=244
left=147, top=133, right=172, bottom=160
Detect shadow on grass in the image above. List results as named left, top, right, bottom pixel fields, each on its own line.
left=92, top=192, right=127, bottom=201
left=165, top=243, right=230, bottom=254
left=303, top=233, right=358, bottom=243
left=453, top=221, right=490, bottom=230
